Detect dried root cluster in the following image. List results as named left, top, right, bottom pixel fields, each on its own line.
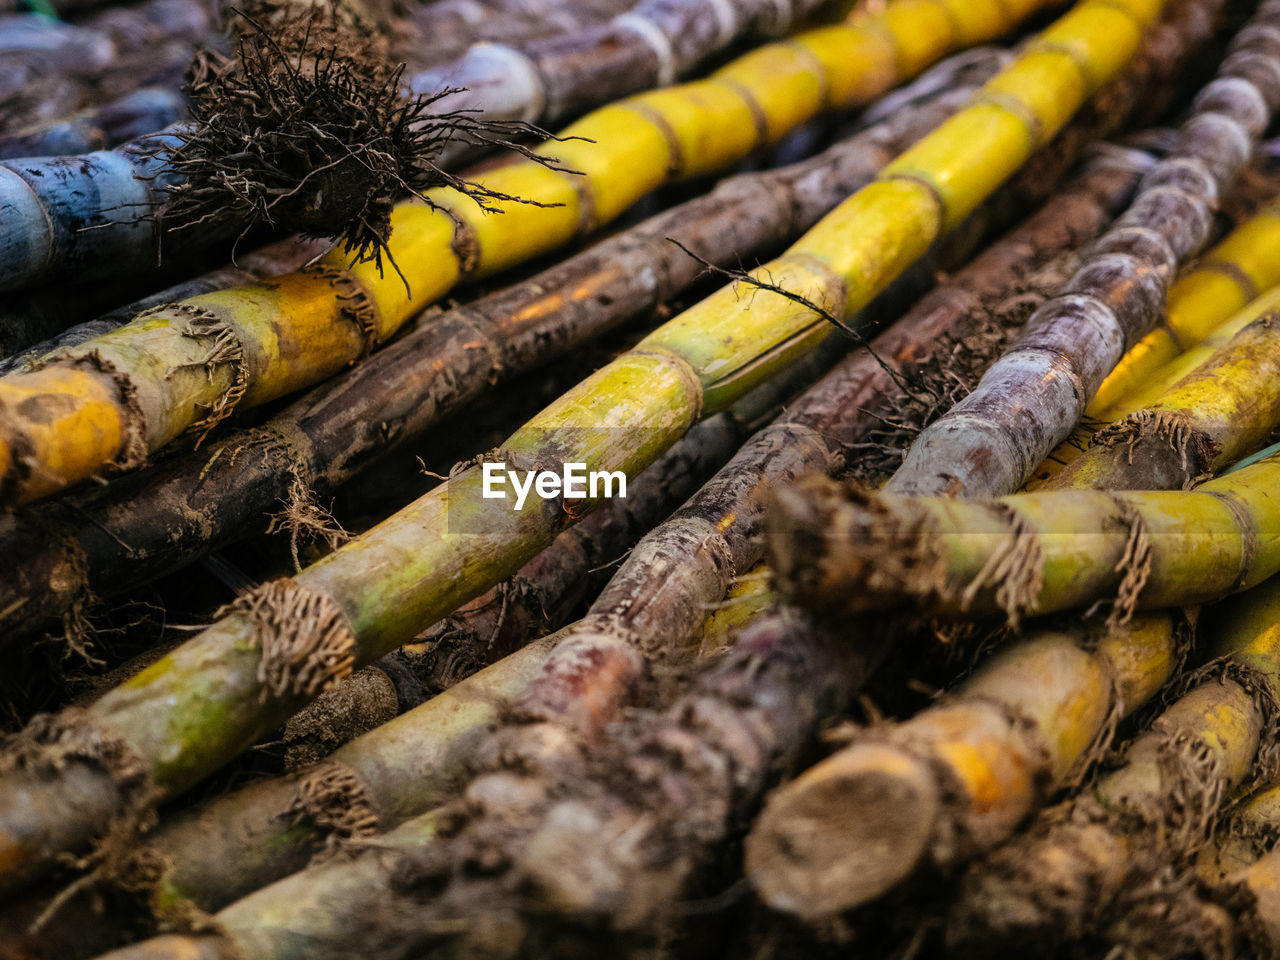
left=7, top=0, right=1280, bottom=959
left=164, top=0, right=558, bottom=265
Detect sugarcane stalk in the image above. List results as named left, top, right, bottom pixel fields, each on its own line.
left=408, top=0, right=858, bottom=163
left=98, top=611, right=876, bottom=960
left=395, top=0, right=638, bottom=70
left=1091, top=196, right=1280, bottom=416
left=747, top=611, right=1192, bottom=918
left=887, top=2, right=1280, bottom=499
left=0, top=127, right=190, bottom=295
left=0, top=0, right=1165, bottom=896
left=0, top=0, right=1058, bottom=505
left=0, top=0, right=214, bottom=133
left=1196, top=783, right=1280, bottom=886
left=0, top=58, right=987, bottom=647
left=0, top=234, right=329, bottom=366
left=946, top=575, right=1280, bottom=952
left=142, top=633, right=561, bottom=917
left=411, top=407, right=773, bottom=691
left=1029, top=195, right=1280, bottom=485
left=1038, top=288, right=1280, bottom=491
left=1114, top=279, right=1280, bottom=413
left=770, top=450, right=1280, bottom=626
left=0, top=35, right=202, bottom=140
left=0, top=234, right=331, bottom=365
left=0, top=13, right=117, bottom=100
left=1165, top=784, right=1280, bottom=959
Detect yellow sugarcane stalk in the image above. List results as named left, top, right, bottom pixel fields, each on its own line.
left=770, top=451, right=1280, bottom=624
left=1116, top=285, right=1280, bottom=412
left=1030, top=201, right=1280, bottom=484
left=0, top=0, right=1058, bottom=507
left=947, top=572, right=1280, bottom=951
left=746, top=612, right=1186, bottom=918
left=0, top=0, right=1167, bottom=898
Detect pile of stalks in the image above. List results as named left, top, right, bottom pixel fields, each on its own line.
left=7, top=0, right=1280, bottom=957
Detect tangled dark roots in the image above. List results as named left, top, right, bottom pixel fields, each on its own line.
left=163, top=2, right=567, bottom=283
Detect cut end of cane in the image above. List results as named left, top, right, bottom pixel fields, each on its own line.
left=767, top=475, right=944, bottom=617
left=746, top=743, right=939, bottom=919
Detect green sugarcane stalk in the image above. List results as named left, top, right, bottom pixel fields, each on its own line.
left=135, top=411, right=752, bottom=913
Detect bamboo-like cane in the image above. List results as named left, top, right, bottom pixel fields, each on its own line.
left=1029, top=197, right=1280, bottom=485
left=0, top=0, right=1057, bottom=505
left=1115, top=280, right=1280, bottom=412
left=0, top=13, right=117, bottom=101
left=0, top=234, right=331, bottom=365
left=0, top=0, right=1166, bottom=897
left=410, top=0, right=841, bottom=159
left=768, top=451, right=1280, bottom=624
left=0, top=38, right=200, bottom=152
left=1088, top=773, right=1280, bottom=960
left=397, top=0, right=635, bottom=65
left=0, top=0, right=211, bottom=148
left=0, top=60, right=985, bottom=648
left=0, top=128, right=189, bottom=295
left=746, top=612, right=1189, bottom=920
left=946, top=576, right=1280, bottom=952
left=1091, top=196, right=1280, bottom=415
left=1040, top=287, right=1280, bottom=491
left=1165, top=782, right=1280, bottom=958
left=887, top=3, right=1280, bottom=498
